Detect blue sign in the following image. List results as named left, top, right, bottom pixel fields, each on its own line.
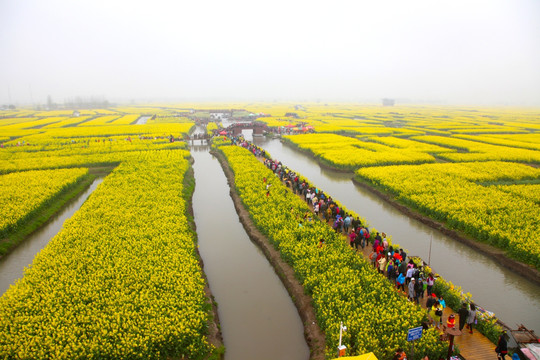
left=407, top=326, right=423, bottom=342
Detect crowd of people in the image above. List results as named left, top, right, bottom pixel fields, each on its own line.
left=228, top=135, right=502, bottom=356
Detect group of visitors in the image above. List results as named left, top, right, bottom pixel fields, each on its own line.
left=229, top=136, right=485, bottom=344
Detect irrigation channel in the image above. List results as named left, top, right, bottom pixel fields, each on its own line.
left=247, top=134, right=540, bottom=331
left=134, top=115, right=151, bottom=125
left=0, top=177, right=104, bottom=296
left=190, top=144, right=310, bottom=360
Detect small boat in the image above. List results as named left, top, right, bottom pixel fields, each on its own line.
left=507, top=325, right=540, bottom=360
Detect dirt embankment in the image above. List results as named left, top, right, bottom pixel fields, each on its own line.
left=351, top=177, right=540, bottom=286
left=211, top=149, right=327, bottom=360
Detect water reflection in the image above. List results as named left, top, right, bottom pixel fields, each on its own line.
left=189, top=144, right=211, bottom=152
left=253, top=137, right=540, bottom=330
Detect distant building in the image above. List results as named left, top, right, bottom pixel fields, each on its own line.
left=210, top=112, right=227, bottom=120
left=382, top=98, right=395, bottom=106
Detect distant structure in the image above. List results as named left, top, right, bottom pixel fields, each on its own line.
left=285, top=112, right=300, bottom=118
left=382, top=98, right=395, bottom=106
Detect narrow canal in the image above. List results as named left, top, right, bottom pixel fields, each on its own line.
left=191, top=146, right=309, bottom=360
left=134, top=115, right=151, bottom=125
left=0, top=177, right=104, bottom=296
left=253, top=136, right=540, bottom=331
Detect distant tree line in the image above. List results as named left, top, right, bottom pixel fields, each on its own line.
left=63, top=96, right=113, bottom=109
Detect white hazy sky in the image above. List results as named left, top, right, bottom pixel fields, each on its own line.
left=1, top=0, right=539, bottom=105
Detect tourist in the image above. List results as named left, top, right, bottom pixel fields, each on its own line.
left=400, top=249, right=407, bottom=263
left=382, top=233, right=389, bottom=251
left=387, top=258, right=395, bottom=281
left=354, top=230, right=363, bottom=250
left=372, top=236, right=380, bottom=252
left=392, top=349, right=407, bottom=360
left=425, top=293, right=436, bottom=324
left=466, top=304, right=477, bottom=334
left=405, top=265, right=415, bottom=286
left=495, top=332, right=508, bottom=360
left=349, top=231, right=356, bottom=248
left=378, top=253, right=388, bottom=275
left=426, top=273, right=435, bottom=296
left=363, top=227, right=371, bottom=247
left=426, top=293, right=436, bottom=310
left=398, top=260, right=407, bottom=278
left=408, top=278, right=416, bottom=301
left=458, top=303, right=469, bottom=331
left=414, top=277, right=424, bottom=304
left=374, top=232, right=382, bottom=244
left=438, top=295, right=446, bottom=310
left=352, top=216, right=361, bottom=232
left=369, top=249, right=378, bottom=268
left=396, top=272, right=406, bottom=292
left=430, top=300, right=443, bottom=329
left=343, top=214, right=352, bottom=233
left=446, top=314, right=456, bottom=328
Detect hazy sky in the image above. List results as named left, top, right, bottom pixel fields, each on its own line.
left=1, top=0, right=540, bottom=105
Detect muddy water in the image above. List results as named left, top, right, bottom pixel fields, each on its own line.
left=0, top=178, right=104, bottom=296
left=191, top=148, right=309, bottom=360
left=254, top=137, right=540, bottom=331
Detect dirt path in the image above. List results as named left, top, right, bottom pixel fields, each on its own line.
left=212, top=149, right=327, bottom=360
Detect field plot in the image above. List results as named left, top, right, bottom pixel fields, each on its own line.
left=356, top=161, right=540, bottom=269
left=454, top=134, right=540, bottom=151
left=411, top=135, right=540, bottom=163
left=79, top=115, right=122, bottom=126
left=109, top=114, right=141, bottom=125
left=283, top=133, right=438, bottom=170
left=0, top=168, right=89, bottom=238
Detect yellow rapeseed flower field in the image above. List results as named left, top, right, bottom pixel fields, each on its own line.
left=218, top=145, right=447, bottom=359
left=0, top=168, right=88, bottom=236
left=0, top=151, right=216, bottom=359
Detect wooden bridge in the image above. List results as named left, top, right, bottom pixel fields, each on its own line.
left=228, top=121, right=267, bottom=137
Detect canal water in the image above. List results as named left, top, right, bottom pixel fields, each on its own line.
left=191, top=146, right=309, bottom=360
left=134, top=115, right=151, bottom=125
left=0, top=177, right=104, bottom=296
left=252, top=136, right=540, bottom=331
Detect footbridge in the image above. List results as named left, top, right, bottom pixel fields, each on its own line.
left=227, top=121, right=268, bottom=137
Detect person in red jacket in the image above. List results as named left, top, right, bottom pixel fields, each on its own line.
left=446, top=314, right=456, bottom=329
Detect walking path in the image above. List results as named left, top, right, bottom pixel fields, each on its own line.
left=230, top=137, right=499, bottom=360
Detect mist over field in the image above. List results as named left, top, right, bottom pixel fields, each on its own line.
left=1, top=0, right=540, bottom=106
